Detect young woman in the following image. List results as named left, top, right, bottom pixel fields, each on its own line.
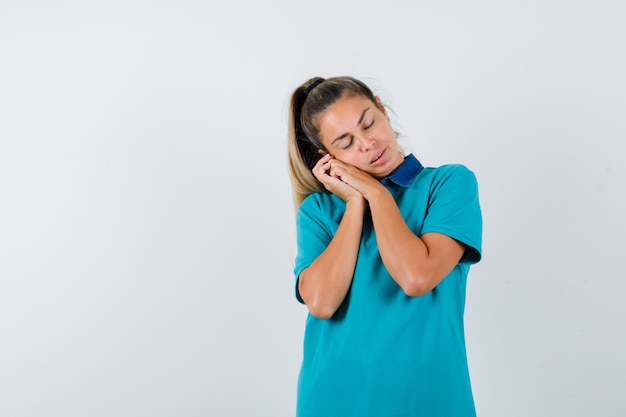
left=287, top=76, right=482, bottom=417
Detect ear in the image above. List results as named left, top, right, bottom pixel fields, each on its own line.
left=374, top=96, right=388, bottom=117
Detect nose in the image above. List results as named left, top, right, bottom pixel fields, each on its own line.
left=357, top=135, right=375, bottom=151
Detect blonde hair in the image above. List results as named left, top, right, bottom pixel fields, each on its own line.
left=287, top=76, right=379, bottom=211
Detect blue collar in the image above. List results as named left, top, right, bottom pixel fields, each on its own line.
left=380, top=154, right=424, bottom=187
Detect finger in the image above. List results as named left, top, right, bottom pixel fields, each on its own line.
left=329, top=162, right=348, bottom=177
left=313, top=154, right=331, bottom=169
left=312, top=155, right=330, bottom=175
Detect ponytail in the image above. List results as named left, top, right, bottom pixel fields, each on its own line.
left=287, top=78, right=326, bottom=211
left=286, top=76, right=378, bottom=211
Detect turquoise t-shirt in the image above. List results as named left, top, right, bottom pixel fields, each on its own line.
left=294, top=155, right=482, bottom=417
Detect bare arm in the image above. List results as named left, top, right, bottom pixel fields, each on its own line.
left=298, top=154, right=366, bottom=319
left=367, top=186, right=465, bottom=296
left=328, top=159, right=465, bottom=296
left=298, top=197, right=365, bottom=319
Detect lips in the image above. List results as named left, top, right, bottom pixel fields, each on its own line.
left=371, top=149, right=385, bottom=164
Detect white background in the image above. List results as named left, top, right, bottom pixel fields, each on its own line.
left=1, top=1, right=625, bottom=416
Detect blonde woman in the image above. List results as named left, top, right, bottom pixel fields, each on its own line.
left=288, top=76, right=482, bottom=417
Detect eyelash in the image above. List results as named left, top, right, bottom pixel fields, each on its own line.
left=340, top=120, right=375, bottom=149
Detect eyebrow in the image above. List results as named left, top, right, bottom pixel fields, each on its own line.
left=330, top=107, right=371, bottom=145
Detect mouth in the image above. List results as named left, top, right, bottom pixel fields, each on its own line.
left=371, top=149, right=385, bottom=164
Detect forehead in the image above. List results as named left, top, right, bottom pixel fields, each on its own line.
left=324, top=94, right=371, bottom=117
left=318, top=95, right=372, bottom=133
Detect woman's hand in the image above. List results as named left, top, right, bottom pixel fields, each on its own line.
left=322, top=157, right=385, bottom=201
left=313, top=154, right=365, bottom=202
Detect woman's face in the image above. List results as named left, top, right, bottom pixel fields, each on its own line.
left=317, top=94, right=404, bottom=179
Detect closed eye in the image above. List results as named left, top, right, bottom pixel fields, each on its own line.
left=363, top=120, right=374, bottom=129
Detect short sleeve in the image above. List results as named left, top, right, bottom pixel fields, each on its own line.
left=293, top=195, right=334, bottom=304
left=421, top=165, right=482, bottom=265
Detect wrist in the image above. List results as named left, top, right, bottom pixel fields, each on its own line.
left=345, top=194, right=366, bottom=211
left=362, top=181, right=387, bottom=201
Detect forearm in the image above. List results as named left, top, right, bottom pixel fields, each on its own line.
left=367, top=188, right=462, bottom=296
left=299, top=198, right=365, bottom=319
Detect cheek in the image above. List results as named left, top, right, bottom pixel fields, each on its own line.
left=378, top=126, right=398, bottom=145
left=377, top=124, right=394, bottom=137
left=342, top=155, right=369, bottom=169
left=331, top=152, right=358, bottom=165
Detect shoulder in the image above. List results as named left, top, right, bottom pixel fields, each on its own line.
left=299, top=191, right=339, bottom=210
left=417, top=164, right=478, bottom=190
left=419, top=164, right=483, bottom=263
left=427, top=163, right=476, bottom=179
left=297, top=191, right=345, bottom=220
